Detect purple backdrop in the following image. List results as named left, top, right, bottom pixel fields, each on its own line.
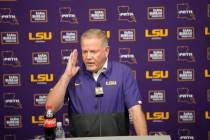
left=1, top=0, right=210, bottom=140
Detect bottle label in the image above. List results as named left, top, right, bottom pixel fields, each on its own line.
left=46, top=110, right=54, bottom=118
left=44, top=118, right=56, bottom=128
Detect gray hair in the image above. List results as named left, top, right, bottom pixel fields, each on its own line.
left=81, top=28, right=108, bottom=47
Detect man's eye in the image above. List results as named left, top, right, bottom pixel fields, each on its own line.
left=91, top=50, right=98, bottom=54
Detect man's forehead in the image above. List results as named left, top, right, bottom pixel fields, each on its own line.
left=81, top=39, right=103, bottom=47
left=81, top=44, right=102, bottom=50
left=81, top=37, right=102, bottom=43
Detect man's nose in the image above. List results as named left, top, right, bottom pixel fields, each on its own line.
left=86, top=52, right=92, bottom=59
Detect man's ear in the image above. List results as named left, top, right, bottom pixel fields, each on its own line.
left=105, top=46, right=110, bottom=57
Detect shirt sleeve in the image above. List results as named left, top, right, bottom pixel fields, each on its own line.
left=64, top=86, right=69, bottom=103
left=123, top=67, right=142, bottom=109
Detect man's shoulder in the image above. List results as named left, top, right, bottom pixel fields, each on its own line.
left=111, top=60, right=132, bottom=72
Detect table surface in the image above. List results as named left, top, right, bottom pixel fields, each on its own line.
left=54, top=135, right=171, bottom=140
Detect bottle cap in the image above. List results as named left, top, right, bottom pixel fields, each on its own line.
left=46, top=104, right=53, bottom=109
left=57, top=122, right=62, bottom=127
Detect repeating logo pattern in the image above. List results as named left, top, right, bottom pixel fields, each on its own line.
left=118, top=29, right=136, bottom=42
left=0, top=8, right=19, bottom=25
left=3, top=74, right=21, bottom=87
left=28, top=32, right=52, bottom=43
left=32, top=52, right=50, bottom=65
left=147, top=7, right=165, bottom=20
left=145, top=28, right=168, bottom=40
left=177, top=27, right=195, bottom=40
left=207, top=47, right=210, bottom=60
left=178, top=110, right=196, bottom=123
left=177, top=88, right=196, bottom=104
left=89, top=8, right=106, bottom=22
left=178, top=129, right=195, bottom=140
left=148, top=49, right=165, bottom=62
left=177, top=69, right=195, bottom=82
left=1, top=51, right=21, bottom=67
left=1, top=1, right=209, bottom=140
left=145, top=70, right=169, bottom=81
left=4, top=116, right=22, bottom=128
left=177, top=3, right=196, bottom=20
left=30, top=9, right=48, bottom=23
left=33, top=94, right=47, bottom=107
left=60, top=30, right=78, bottom=43
left=177, top=46, right=195, bottom=62
left=118, top=6, right=136, bottom=22
left=1, top=32, right=19, bottom=44
left=119, top=48, right=137, bottom=64
left=3, top=93, right=22, bottom=109
left=148, top=90, right=166, bottom=103
left=59, top=7, right=78, bottom=24
left=146, top=112, right=170, bottom=122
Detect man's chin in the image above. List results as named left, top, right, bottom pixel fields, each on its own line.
left=86, top=67, right=97, bottom=73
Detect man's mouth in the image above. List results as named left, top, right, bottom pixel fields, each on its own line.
left=86, top=62, right=95, bottom=66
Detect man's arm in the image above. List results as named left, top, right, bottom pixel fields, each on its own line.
left=45, top=49, right=80, bottom=112
left=129, top=104, right=148, bottom=136
left=45, top=73, right=71, bottom=112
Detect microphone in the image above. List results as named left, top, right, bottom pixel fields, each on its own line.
left=95, top=82, right=103, bottom=97
left=96, top=82, right=101, bottom=87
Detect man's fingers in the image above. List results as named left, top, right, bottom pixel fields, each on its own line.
left=75, top=66, right=80, bottom=73
left=68, top=50, right=73, bottom=64
left=71, top=49, right=78, bottom=66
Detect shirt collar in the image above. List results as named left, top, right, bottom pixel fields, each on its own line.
left=101, top=59, right=112, bottom=79
left=94, top=58, right=108, bottom=74
left=81, top=58, right=111, bottom=80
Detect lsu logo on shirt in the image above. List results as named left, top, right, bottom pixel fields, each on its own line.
left=28, top=32, right=52, bottom=41
left=146, top=112, right=170, bottom=120
left=106, top=80, right=117, bottom=86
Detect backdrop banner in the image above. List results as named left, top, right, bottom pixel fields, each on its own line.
left=0, top=0, right=210, bottom=140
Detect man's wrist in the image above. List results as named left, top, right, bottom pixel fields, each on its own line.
left=62, top=72, right=73, bottom=81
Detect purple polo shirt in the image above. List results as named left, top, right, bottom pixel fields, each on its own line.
left=65, top=60, right=142, bottom=114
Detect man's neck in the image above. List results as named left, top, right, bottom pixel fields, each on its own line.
left=93, top=59, right=108, bottom=81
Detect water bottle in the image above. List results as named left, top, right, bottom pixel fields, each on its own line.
left=43, top=104, right=56, bottom=140
left=56, top=122, right=65, bottom=138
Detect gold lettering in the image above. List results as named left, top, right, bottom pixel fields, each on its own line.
left=30, top=74, right=54, bottom=82
left=29, top=32, right=52, bottom=40
left=205, top=69, right=210, bottom=78
left=146, top=70, right=168, bottom=79
left=145, top=29, right=168, bottom=37
left=205, top=27, right=210, bottom=35
left=31, top=115, right=44, bottom=124
left=146, top=112, right=170, bottom=120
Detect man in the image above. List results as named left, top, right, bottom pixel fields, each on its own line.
left=46, top=28, right=148, bottom=137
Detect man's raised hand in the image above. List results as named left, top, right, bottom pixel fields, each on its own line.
left=64, top=49, right=80, bottom=78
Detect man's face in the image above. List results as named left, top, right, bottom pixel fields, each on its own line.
left=81, top=37, right=109, bottom=73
